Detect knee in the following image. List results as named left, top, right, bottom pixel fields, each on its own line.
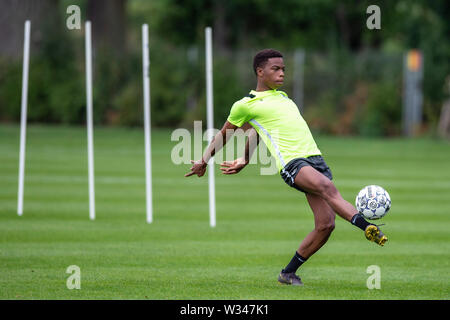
left=316, top=221, right=335, bottom=234
left=317, top=180, right=338, bottom=200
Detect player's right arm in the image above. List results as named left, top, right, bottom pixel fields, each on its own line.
left=185, top=98, right=250, bottom=177
left=185, top=120, right=238, bottom=177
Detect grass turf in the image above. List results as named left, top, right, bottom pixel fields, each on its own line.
left=0, top=124, right=449, bottom=299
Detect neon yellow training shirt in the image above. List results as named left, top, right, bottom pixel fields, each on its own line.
left=227, top=89, right=321, bottom=172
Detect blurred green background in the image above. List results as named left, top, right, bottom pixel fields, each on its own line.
left=0, top=0, right=449, bottom=137
left=1, top=0, right=450, bottom=301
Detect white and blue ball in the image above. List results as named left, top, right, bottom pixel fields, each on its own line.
left=355, top=185, right=391, bottom=220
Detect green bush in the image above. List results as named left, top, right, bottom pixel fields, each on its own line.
left=0, top=18, right=85, bottom=124
left=0, top=60, right=22, bottom=121
left=356, top=82, right=402, bottom=136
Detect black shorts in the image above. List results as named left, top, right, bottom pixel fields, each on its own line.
left=280, top=155, right=333, bottom=193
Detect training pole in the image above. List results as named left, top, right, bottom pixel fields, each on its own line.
left=17, top=20, right=30, bottom=216
left=205, top=27, right=216, bottom=227
left=142, top=24, right=153, bottom=224
left=85, top=21, right=95, bottom=220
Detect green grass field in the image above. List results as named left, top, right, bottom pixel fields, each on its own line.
left=1, top=124, right=449, bottom=299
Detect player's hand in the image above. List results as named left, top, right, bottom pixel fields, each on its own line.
left=185, top=159, right=207, bottom=177
left=220, top=157, right=248, bottom=175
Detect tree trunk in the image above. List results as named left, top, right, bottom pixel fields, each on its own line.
left=213, top=1, right=229, bottom=56
left=438, top=101, right=450, bottom=138
left=0, top=0, right=59, bottom=59
left=86, top=0, right=127, bottom=57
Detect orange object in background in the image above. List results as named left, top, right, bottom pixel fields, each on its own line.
left=407, top=50, right=422, bottom=72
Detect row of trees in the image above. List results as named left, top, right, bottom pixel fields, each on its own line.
left=0, top=0, right=449, bottom=136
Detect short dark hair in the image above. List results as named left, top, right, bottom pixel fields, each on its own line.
left=253, top=49, right=283, bottom=75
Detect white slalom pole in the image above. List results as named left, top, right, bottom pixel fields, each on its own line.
left=205, top=27, right=216, bottom=227
left=142, top=24, right=153, bottom=224
left=85, top=21, right=95, bottom=220
left=17, top=20, right=30, bottom=216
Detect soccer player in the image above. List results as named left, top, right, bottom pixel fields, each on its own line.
left=185, top=49, right=387, bottom=286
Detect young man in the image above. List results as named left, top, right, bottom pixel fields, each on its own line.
left=185, top=49, right=387, bottom=286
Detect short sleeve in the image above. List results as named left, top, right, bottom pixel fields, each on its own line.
left=227, top=100, right=251, bottom=127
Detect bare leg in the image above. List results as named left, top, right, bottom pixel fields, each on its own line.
left=293, top=166, right=388, bottom=246
left=279, top=165, right=386, bottom=284
left=294, top=166, right=358, bottom=222
left=297, top=193, right=336, bottom=259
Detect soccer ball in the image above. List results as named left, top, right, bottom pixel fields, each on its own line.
left=355, top=185, right=391, bottom=220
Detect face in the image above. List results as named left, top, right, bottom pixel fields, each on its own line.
left=257, top=57, right=285, bottom=89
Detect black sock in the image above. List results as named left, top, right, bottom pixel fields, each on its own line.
left=351, top=213, right=372, bottom=231
left=282, top=251, right=308, bottom=274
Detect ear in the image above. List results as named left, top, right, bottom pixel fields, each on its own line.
left=256, top=66, right=264, bottom=78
